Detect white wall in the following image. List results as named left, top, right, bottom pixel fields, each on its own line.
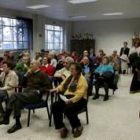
left=72, top=18, right=140, bottom=55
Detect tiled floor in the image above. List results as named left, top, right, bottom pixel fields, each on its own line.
left=0, top=74, right=140, bottom=140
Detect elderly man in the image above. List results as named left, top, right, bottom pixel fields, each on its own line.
left=54, top=57, right=74, bottom=80
left=0, top=61, right=19, bottom=117
left=0, top=60, right=51, bottom=133
left=81, top=56, right=94, bottom=95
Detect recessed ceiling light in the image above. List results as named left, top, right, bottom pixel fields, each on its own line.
left=26, top=4, right=50, bottom=9
left=69, top=15, right=86, bottom=19
left=68, top=0, right=98, bottom=4
left=103, top=12, right=123, bottom=16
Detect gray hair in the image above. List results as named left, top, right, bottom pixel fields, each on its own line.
left=65, top=57, right=74, bottom=63
left=31, top=60, right=41, bottom=67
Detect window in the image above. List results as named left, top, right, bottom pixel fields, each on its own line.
left=0, top=17, right=32, bottom=50
left=45, top=24, right=63, bottom=50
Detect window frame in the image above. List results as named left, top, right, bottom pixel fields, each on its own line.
left=45, top=24, right=64, bottom=51
left=0, top=16, right=32, bottom=51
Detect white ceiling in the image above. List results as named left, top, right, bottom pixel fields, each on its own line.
left=0, top=0, right=140, bottom=21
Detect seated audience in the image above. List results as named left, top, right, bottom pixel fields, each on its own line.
left=15, top=56, right=30, bottom=73
left=0, top=62, right=19, bottom=118
left=81, top=57, right=93, bottom=81
left=55, top=55, right=66, bottom=71
left=58, top=50, right=65, bottom=60
left=93, top=52, right=102, bottom=66
left=71, top=51, right=78, bottom=61
left=80, top=50, right=89, bottom=62
left=112, top=50, right=119, bottom=61
left=40, top=56, right=55, bottom=77
left=89, top=48, right=95, bottom=58
left=40, top=49, right=45, bottom=58
left=0, top=54, right=10, bottom=68
left=17, top=51, right=30, bottom=63
left=8, top=51, right=17, bottom=67
left=32, top=52, right=42, bottom=62
left=48, top=52, right=58, bottom=68
left=81, top=56, right=94, bottom=95
left=17, top=51, right=26, bottom=61
left=92, top=56, right=114, bottom=101
left=111, top=50, right=120, bottom=72
left=0, top=60, right=51, bottom=133
left=99, top=49, right=106, bottom=57
left=54, top=57, right=74, bottom=80
left=15, top=56, right=30, bottom=85
left=109, top=55, right=120, bottom=73
left=51, top=62, right=88, bottom=138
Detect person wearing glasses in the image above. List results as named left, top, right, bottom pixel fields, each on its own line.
left=50, top=62, right=88, bottom=138
left=54, top=57, right=74, bottom=80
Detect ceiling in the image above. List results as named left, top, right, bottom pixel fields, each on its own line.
left=0, top=0, right=140, bottom=21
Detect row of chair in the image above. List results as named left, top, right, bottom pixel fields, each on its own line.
left=19, top=74, right=119, bottom=129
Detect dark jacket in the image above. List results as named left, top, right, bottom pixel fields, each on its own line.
left=22, top=70, right=51, bottom=94
left=120, top=47, right=130, bottom=56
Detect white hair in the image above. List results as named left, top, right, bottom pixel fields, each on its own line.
left=31, top=60, right=41, bottom=67
left=65, top=57, right=74, bottom=63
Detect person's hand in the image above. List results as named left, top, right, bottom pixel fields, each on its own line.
left=100, top=73, right=103, bottom=76
left=25, top=69, right=32, bottom=76
left=23, top=64, right=28, bottom=68
left=50, top=88, right=58, bottom=93
left=65, top=100, right=73, bottom=105
left=61, top=75, right=66, bottom=80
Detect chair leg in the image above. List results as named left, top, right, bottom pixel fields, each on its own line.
left=27, top=109, right=31, bottom=127
left=49, top=112, right=52, bottom=127
left=49, top=104, right=52, bottom=127
left=33, top=109, right=35, bottom=113
left=113, top=89, right=115, bottom=95
left=55, top=94, right=58, bottom=102
left=86, top=108, right=89, bottom=124
left=46, top=103, right=50, bottom=119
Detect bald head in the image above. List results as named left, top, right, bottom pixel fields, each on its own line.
left=83, top=56, right=89, bottom=65
left=30, top=60, right=41, bottom=72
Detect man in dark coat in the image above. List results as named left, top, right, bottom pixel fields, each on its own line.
left=120, top=42, right=130, bottom=56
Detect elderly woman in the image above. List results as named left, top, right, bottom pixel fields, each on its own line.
left=50, top=62, right=88, bottom=138
left=40, top=56, right=55, bottom=77
left=92, top=56, right=114, bottom=101
left=15, top=56, right=30, bottom=86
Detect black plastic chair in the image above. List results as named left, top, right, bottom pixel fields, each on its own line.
left=94, top=73, right=119, bottom=95
left=24, top=93, right=50, bottom=127
left=109, top=73, right=119, bottom=95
